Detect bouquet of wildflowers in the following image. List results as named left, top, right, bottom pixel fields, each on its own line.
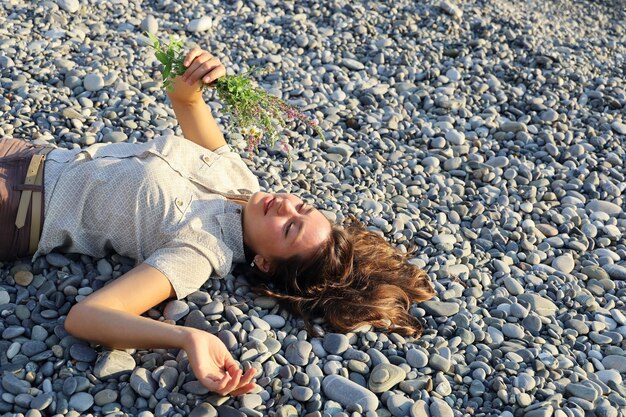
left=146, top=33, right=323, bottom=156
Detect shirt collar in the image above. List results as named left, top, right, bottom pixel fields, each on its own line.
left=215, top=201, right=246, bottom=264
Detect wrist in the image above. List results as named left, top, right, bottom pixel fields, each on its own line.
left=180, top=326, right=203, bottom=350
left=167, top=76, right=205, bottom=105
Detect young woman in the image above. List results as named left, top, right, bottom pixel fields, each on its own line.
left=0, top=48, right=435, bottom=396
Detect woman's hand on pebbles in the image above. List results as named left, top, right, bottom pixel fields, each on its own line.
left=181, top=47, right=226, bottom=86
left=183, top=328, right=257, bottom=396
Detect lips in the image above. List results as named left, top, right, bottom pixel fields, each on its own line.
left=264, top=196, right=275, bottom=215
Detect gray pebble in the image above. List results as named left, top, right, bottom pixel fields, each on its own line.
left=46, top=253, right=71, bottom=267
left=323, top=333, right=350, bottom=355
left=603, top=264, right=626, bottom=280
left=263, top=314, right=286, bottom=329
left=368, top=363, right=406, bottom=393
left=57, top=0, right=79, bottom=13
left=21, top=341, right=47, bottom=357
left=322, top=375, right=378, bottom=412
left=141, top=15, right=158, bottom=35
left=406, top=348, right=428, bottom=368
left=68, top=392, right=93, bottom=413
left=421, top=301, right=460, bottom=317
left=94, top=350, right=136, bottom=379
left=189, top=403, right=217, bottom=417
left=187, top=16, right=212, bottom=33
left=163, top=300, right=190, bottom=321
left=69, top=344, right=97, bottom=362
left=285, top=341, right=312, bottom=366
left=429, top=397, right=454, bottom=417
left=518, top=293, right=557, bottom=316
left=292, top=386, right=314, bottom=402
left=83, top=74, right=104, bottom=91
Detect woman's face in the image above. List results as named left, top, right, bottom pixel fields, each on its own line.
left=242, top=192, right=332, bottom=273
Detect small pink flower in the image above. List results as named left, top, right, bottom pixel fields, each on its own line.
left=286, top=108, right=298, bottom=121
left=311, top=118, right=319, bottom=126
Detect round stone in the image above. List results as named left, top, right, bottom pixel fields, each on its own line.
left=552, top=254, right=574, bottom=274
left=163, top=300, right=190, bottom=321
left=368, top=363, right=406, bottom=393
left=322, top=375, right=378, bottom=412
left=84, top=74, right=104, bottom=91
left=430, top=397, right=454, bottom=417
left=14, top=271, right=34, bottom=286
left=504, top=276, right=524, bottom=295
left=445, top=130, right=465, bottom=145
left=371, top=368, right=389, bottom=384
left=21, top=341, right=47, bottom=357
left=406, top=348, right=428, bottom=368
left=69, top=344, right=97, bottom=362
left=94, top=350, right=136, bottom=379
left=603, top=264, right=626, bottom=280
left=323, top=333, right=350, bottom=355
left=0, top=290, right=10, bottom=305
left=187, top=16, right=212, bottom=33
left=103, top=131, right=127, bottom=143
left=285, top=341, right=312, bottom=366
left=292, top=386, right=313, bottom=402
left=502, top=323, right=525, bottom=339
left=263, top=314, right=286, bottom=329
left=68, top=392, right=94, bottom=413
left=94, top=389, right=118, bottom=406
left=57, top=0, right=79, bottom=13
left=141, top=15, right=158, bottom=34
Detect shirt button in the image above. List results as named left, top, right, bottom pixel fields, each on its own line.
left=176, top=198, right=183, bottom=207
left=202, top=155, right=211, bottom=163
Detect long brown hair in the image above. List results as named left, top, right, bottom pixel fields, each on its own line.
left=244, top=216, right=435, bottom=336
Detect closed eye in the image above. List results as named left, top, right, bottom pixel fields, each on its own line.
left=300, top=203, right=313, bottom=214
left=284, top=203, right=308, bottom=237
left=284, top=222, right=293, bottom=237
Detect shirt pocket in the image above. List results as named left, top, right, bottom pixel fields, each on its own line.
left=173, top=191, right=193, bottom=223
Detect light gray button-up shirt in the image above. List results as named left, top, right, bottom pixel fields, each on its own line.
left=36, top=134, right=260, bottom=299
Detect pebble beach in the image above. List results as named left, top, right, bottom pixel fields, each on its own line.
left=1, top=0, right=626, bottom=416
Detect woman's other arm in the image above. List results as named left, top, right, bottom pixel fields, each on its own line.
left=64, top=263, right=255, bottom=396
left=166, top=48, right=227, bottom=151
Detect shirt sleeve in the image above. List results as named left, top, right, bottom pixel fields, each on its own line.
left=144, top=243, right=214, bottom=300
left=214, top=146, right=261, bottom=193
left=213, top=144, right=233, bottom=155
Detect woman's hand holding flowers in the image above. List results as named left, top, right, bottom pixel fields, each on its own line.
left=166, top=48, right=225, bottom=104
left=148, top=34, right=324, bottom=162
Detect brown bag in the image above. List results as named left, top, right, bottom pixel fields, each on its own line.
left=0, top=138, right=54, bottom=261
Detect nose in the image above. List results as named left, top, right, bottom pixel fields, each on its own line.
left=277, top=197, right=297, bottom=216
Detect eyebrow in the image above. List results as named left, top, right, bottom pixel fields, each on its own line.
left=292, top=204, right=313, bottom=243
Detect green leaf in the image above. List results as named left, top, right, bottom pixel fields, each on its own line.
left=146, top=32, right=160, bottom=48
left=155, top=51, right=168, bottom=65
left=163, top=63, right=172, bottom=80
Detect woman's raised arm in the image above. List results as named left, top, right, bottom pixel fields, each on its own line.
left=165, top=48, right=228, bottom=151
left=64, top=263, right=256, bottom=396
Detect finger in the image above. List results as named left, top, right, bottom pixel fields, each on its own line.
left=182, top=53, right=211, bottom=82
left=200, top=372, right=231, bottom=393
left=214, top=371, right=239, bottom=396
left=186, top=57, right=221, bottom=86
left=238, top=368, right=256, bottom=387
left=230, top=382, right=258, bottom=396
left=221, top=367, right=242, bottom=395
left=182, top=52, right=213, bottom=82
left=183, top=47, right=204, bottom=67
left=202, top=64, right=225, bottom=85
left=229, top=368, right=255, bottom=395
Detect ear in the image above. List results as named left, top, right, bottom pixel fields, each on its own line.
left=253, top=254, right=273, bottom=274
